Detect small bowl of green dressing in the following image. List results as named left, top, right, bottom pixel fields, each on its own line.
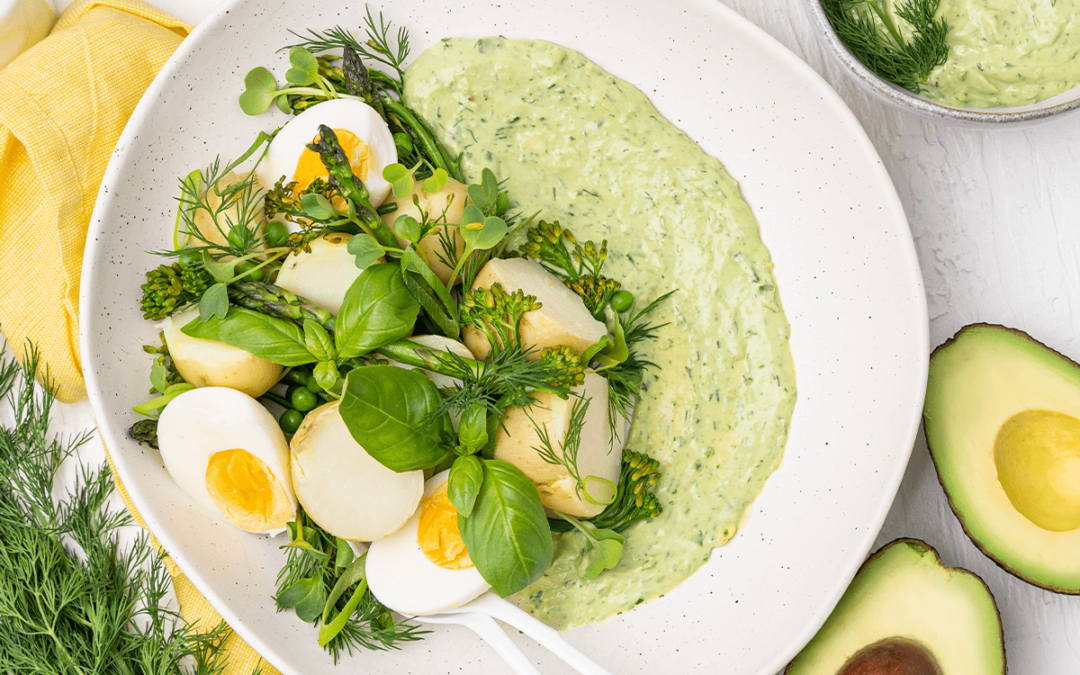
left=808, top=0, right=1080, bottom=124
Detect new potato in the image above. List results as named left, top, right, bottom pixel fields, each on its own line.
left=189, top=171, right=263, bottom=252
left=290, top=400, right=424, bottom=541
left=276, top=232, right=383, bottom=315
left=494, top=372, right=621, bottom=517
left=163, top=308, right=282, bottom=397
left=380, top=179, right=468, bottom=286
left=463, top=258, right=608, bottom=360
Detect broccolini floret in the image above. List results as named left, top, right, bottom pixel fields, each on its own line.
left=550, top=450, right=662, bottom=534
left=460, top=282, right=541, bottom=354
left=519, top=220, right=621, bottom=314
left=139, top=263, right=213, bottom=320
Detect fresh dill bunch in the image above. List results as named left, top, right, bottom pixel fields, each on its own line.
left=0, top=346, right=234, bottom=674
left=822, top=0, right=949, bottom=94
left=460, top=282, right=542, bottom=353
left=140, top=262, right=214, bottom=320
left=549, top=450, right=663, bottom=534
left=276, top=509, right=425, bottom=662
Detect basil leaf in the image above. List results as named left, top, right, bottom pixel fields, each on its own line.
left=182, top=308, right=315, bottom=366
left=334, top=538, right=355, bottom=569
left=456, top=404, right=488, bottom=454
left=198, top=283, right=229, bottom=321
left=339, top=365, right=452, bottom=472
left=335, top=264, right=420, bottom=359
left=459, top=460, right=552, bottom=597
left=313, top=360, right=340, bottom=391
left=277, top=577, right=327, bottom=622
left=149, top=359, right=168, bottom=394
left=448, top=455, right=484, bottom=518
left=303, top=319, right=334, bottom=362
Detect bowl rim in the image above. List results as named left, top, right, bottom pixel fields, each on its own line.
left=804, top=0, right=1080, bottom=124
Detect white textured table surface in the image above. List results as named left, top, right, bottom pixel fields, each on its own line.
left=37, top=0, right=1080, bottom=671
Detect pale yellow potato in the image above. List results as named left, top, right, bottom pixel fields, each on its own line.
left=380, top=179, right=468, bottom=286
left=463, top=258, right=608, bottom=361
left=189, top=171, right=263, bottom=253
left=276, top=232, right=383, bottom=315
left=494, top=373, right=621, bottom=517
left=162, top=309, right=282, bottom=398
left=290, top=401, right=425, bottom=541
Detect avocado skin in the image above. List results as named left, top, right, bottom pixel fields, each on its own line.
left=925, top=323, right=1080, bottom=594
left=784, top=538, right=1005, bottom=675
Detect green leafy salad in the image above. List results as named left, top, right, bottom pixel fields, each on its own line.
left=131, top=9, right=667, bottom=661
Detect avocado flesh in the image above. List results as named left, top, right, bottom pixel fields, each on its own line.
left=785, top=539, right=1004, bottom=675
left=925, top=324, right=1080, bottom=592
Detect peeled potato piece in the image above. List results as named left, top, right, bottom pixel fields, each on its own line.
left=189, top=171, right=263, bottom=253
left=494, top=373, right=621, bottom=517
left=276, top=232, right=383, bottom=315
left=290, top=400, right=424, bottom=541
left=463, top=257, right=608, bottom=360
left=163, top=308, right=282, bottom=398
left=380, top=180, right=468, bottom=286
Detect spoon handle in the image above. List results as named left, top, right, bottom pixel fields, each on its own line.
left=452, top=613, right=542, bottom=675
left=470, top=593, right=614, bottom=675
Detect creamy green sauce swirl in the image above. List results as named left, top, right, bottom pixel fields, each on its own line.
left=921, top=0, right=1080, bottom=108
left=405, top=38, right=796, bottom=629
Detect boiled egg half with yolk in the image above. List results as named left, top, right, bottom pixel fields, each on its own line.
left=256, top=98, right=396, bottom=207
left=157, top=387, right=296, bottom=534
left=366, top=470, right=490, bottom=615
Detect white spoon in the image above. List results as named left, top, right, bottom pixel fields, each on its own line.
left=431, top=591, right=613, bottom=675
left=412, top=612, right=540, bottom=675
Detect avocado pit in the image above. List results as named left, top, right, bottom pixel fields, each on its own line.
left=838, top=637, right=942, bottom=675
left=994, top=408, right=1080, bottom=532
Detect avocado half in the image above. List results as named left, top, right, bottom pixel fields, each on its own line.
left=785, top=539, right=1004, bottom=674
left=926, top=324, right=1080, bottom=592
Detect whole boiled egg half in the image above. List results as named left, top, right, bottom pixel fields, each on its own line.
left=157, top=387, right=296, bottom=534
left=366, top=470, right=490, bottom=615
left=256, top=98, right=397, bottom=208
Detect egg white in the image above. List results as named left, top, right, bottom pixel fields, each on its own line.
left=366, top=470, right=490, bottom=616
left=157, top=387, right=296, bottom=534
left=256, top=98, right=397, bottom=207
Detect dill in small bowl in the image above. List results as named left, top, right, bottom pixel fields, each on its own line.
left=817, top=0, right=1080, bottom=116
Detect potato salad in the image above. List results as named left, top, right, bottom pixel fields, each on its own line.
left=130, top=9, right=667, bottom=660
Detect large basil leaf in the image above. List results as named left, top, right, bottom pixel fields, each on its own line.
left=448, top=455, right=484, bottom=518
left=181, top=308, right=315, bottom=366
left=459, top=460, right=552, bottom=597
left=338, top=365, right=452, bottom=472
left=335, top=263, right=420, bottom=359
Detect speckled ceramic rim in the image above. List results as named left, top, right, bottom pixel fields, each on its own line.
left=805, top=0, right=1080, bottom=125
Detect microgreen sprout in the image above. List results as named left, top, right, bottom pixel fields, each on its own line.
left=556, top=512, right=625, bottom=580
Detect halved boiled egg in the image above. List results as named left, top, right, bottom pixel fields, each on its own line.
left=256, top=98, right=396, bottom=207
left=157, top=387, right=296, bottom=534
left=367, top=470, right=490, bottom=615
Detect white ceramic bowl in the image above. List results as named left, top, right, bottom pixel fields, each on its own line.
left=80, top=0, right=929, bottom=673
left=806, top=0, right=1080, bottom=125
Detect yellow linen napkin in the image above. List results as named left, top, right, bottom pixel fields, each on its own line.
left=0, top=0, right=186, bottom=403
left=0, top=2, right=282, bottom=671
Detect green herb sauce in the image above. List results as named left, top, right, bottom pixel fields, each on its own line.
left=921, top=0, right=1080, bottom=108
left=405, top=38, right=796, bottom=629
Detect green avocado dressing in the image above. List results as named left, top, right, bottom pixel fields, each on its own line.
left=404, top=38, right=796, bottom=629
left=921, top=0, right=1080, bottom=108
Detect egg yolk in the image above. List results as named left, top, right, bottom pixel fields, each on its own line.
left=293, top=128, right=373, bottom=193
left=417, top=485, right=473, bottom=570
left=205, top=448, right=292, bottom=533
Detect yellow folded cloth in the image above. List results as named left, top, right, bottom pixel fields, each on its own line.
left=0, top=2, right=281, bottom=672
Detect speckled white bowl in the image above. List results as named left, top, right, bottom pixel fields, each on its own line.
left=80, top=0, right=928, bottom=673
left=806, top=1, right=1080, bottom=125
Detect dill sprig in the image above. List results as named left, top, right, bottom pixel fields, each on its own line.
left=288, top=8, right=410, bottom=86
left=606, top=292, right=673, bottom=430
left=0, top=346, right=234, bottom=674
left=822, top=0, right=949, bottom=94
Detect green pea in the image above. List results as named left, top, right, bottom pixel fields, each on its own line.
left=279, top=409, right=304, bottom=434
left=290, top=386, right=318, bottom=412
left=264, top=220, right=289, bottom=248
left=305, top=374, right=322, bottom=392
left=284, top=369, right=310, bottom=386
left=235, top=260, right=264, bottom=282
left=610, top=290, right=634, bottom=313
